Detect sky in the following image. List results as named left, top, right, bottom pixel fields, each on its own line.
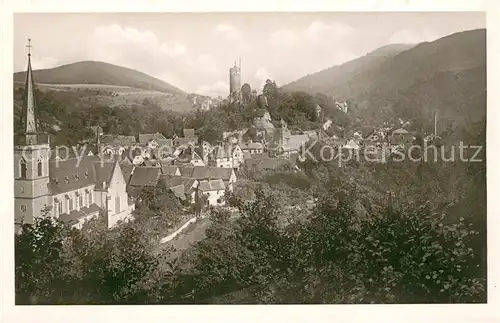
left=14, top=12, right=485, bottom=97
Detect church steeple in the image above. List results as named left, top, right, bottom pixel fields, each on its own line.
left=22, top=38, right=38, bottom=145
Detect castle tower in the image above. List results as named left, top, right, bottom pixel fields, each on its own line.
left=14, top=39, right=51, bottom=227
left=229, top=58, right=241, bottom=99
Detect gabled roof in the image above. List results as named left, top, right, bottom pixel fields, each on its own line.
left=240, top=142, right=264, bottom=150
left=138, top=132, right=167, bottom=144
left=100, top=135, right=136, bottom=146
left=160, top=165, right=180, bottom=176
left=128, top=166, right=162, bottom=187
left=213, top=145, right=232, bottom=159
left=170, top=185, right=186, bottom=200
left=161, top=174, right=184, bottom=188
left=198, top=179, right=225, bottom=192
left=191, top=166, right=234, bottom=181
left=178, top=166, right=195, bottom=178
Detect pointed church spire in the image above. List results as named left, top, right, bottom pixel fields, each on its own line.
left=22, top=38, right=38, bottom=144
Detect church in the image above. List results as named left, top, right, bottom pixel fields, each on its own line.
left=14, top=41, right=134, bottom=232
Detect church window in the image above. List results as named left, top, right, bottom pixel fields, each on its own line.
left=20, top=159, right=27, bottom=178
left=115, top=196, right=120, bottom=213
left=58, top=200, right=62, bottom=215
left=68, top=197, right=73, bottom=211
left=37, top=160, right=42, bottom=177
left=79, top=193, right=83, bottom=208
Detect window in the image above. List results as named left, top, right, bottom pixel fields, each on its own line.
left=20, top=159, right=27, bottom=178
left=115, top=196, right=120, bottom=213
left=89, top=192, right=92, bottom=205
left=79, top=194, right=83, bottom=208
left=68, top=198, right=73, bottom=211
left=75, top=193, right=79, bottom=209
left=37, top=160, right=42, bottom=177
left=57, top=201, right=62, bottom=215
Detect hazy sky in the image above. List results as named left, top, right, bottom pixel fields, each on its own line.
left=14, top=12, right=485, bottom=97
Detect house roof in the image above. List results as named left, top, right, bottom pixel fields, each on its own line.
left=213, top=145, right=232, bottom=159
left=128, top=166, right=162, bottom=186
left=100, top=135, right=136, bottom=146
left=138, top=133, right=168, bottom=144
left=160, top=165, right=179, bottom=176
left=240, top=142, right=264, bottom=150
left=170, top=185, right=186, bottom=200
left=178, top=166, right=195, bottom=178
left=161, top=174, right=184, bottom=188
left=191, top=166, right=234, bottom=181
left=198, top=179, right=225, bottom=192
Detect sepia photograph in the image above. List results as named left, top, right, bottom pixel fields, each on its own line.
left=9, top=10, right=488, bottom=307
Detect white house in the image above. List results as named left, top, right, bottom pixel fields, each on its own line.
left=197, top=179, right=226, bottom=206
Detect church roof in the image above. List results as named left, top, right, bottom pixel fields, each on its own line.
left=120, top=164, right=135, bottom=184
left=22, top=41, right=37, bottom=135
left=58, top=203, right=101, bottom=225
left=48, top=156, right=100, bottom=195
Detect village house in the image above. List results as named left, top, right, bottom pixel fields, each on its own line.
left=14, top=51, right=134, bottom=232
left=197, top=179, right=226, bottom=206
left=137, top=132, right=171, bottom=149
left=174, top=128, right=199, bottom=148
left=210, top=145, right=233, bottom=168
left=253, top=109, right=274, bottom=129
left=231, top=144, right=244, bottom=169
left=240, top=142, right=264, bottom=155
left=100, top=135, right=136, bottom=155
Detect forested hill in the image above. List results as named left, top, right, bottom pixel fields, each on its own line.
left=283, top=29, right=486, bottom=130
left=14, top=60, right=186, bottom=95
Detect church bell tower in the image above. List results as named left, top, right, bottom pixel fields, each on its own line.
left=14, top=39, right=51, bottom=228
